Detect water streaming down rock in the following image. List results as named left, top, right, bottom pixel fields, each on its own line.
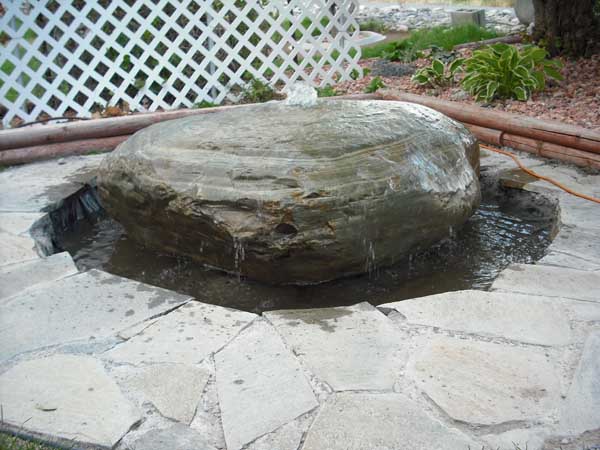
left=97, top=92, right=481, bottom=284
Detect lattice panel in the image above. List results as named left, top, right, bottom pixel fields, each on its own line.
left=0, top=0, right=362, bottom=127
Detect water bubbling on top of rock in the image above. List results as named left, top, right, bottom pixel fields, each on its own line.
left=284, top=82, right=318, bottom=107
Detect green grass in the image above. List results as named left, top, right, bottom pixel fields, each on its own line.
left=0, top=433, right=61, bottom=450
left=361, top=24, right=499, bottom=59
left=359, top=18, right=388, bottom=33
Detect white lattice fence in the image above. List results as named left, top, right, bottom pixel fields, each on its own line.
left=0, top=0, right=362, bottom=127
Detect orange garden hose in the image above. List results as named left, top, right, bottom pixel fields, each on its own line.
left=480, top=143, right=600, bottom=205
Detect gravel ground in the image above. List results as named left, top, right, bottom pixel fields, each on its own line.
left=335, top=51, right=600, bottom=131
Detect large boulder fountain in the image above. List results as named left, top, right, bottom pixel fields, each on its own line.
left=97, top=98, right=480, bottom=284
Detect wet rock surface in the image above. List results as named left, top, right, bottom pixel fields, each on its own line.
left=98, top=100, right=480, bottom=284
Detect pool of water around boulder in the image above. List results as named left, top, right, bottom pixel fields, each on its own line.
left=60, top=184, right=555, bottom=314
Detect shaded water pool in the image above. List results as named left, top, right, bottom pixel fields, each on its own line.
left=60, top=184, right=555, bottom=314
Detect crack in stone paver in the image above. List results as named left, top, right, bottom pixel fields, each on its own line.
left=112, top=363, right=211, bottom=425
left=0, top=251, right=78, bottom=301
left=408, top=335, right=562, bottom=426
left=379, top=290, right=575, bottom=346
left=301, top=392, right=479, bottom=450
left=558, top=331, right=600, bottom=436
left=104, top=301, right=256, bottom=366
left=215, top=319, right=318, bottom=450
left=0, top=269, right=191, bottom=362
left=264, top=302, right=408, bottom=392
left=491, top=264, right=600, bottom=303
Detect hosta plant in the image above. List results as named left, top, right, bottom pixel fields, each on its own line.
left=412, top=58, right=464, bottom=88
left=461, top=44, right=563, bottom=102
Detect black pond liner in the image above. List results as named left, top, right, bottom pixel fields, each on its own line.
left=56, top=176, right=557, bottom=315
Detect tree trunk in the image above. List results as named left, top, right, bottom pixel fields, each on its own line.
left=532, top=0, right=599, bottom=56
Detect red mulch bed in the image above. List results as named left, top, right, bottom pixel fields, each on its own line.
left=335, top=52, right=600, bottom=132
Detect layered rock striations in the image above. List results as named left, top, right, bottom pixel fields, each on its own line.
left=98, top=100, right=480, bottom=284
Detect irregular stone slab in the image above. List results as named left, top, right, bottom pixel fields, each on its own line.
left=98, top=100, right=480, bottom=284
left=0, top=155, right=103, bottom=213
left=539, top=251, right=600, bottom=271
left=0, top=354, right=140, bottom=448
left=540, top=227, right=600, bottom=271
left=302, top=392, right=478, bottom=450
left=0, top=252, right=78, bottom=301
left=105, top=301, right=256, bottom=365
left=246, top=415, right=312, bottom=450
left=0, top=230, right=39, bottom=266
left=410, top=336, right=561, bottom=425
left=0, top=269, right=190, bottom=361
left=507, top=165, right=600, bottom=199
left=559, top=195, right=600, bottom=232
left=559, top=331, right=600, bottom=435
left=0, top=212, right=46, bottom=234
left=265, top=302, right=406, bottom=391
left=379, top=290, right=573, bottom=346
left=117, top=364, right=210, bottom=424
left=492, top=264, right=600, bottom=303
left=190, top=367, right=226, bottom=450
left=481, top=428, right=548, bottom=450
left=215, top=320, right=318, bottom=450
left=127, top=423, right=216, bottom=450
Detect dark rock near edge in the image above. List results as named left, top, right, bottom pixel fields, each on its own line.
left=98, top=100, right=480, bottom=284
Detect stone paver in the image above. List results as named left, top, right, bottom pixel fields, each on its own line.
left=558, top=194, right=600, bottom=232
left=491, top=264, right=600, bottom=303
left=379, top=290, right=573, bottom=346
left=116, top=363, right=210, bottom=424
left=0, top=230, right=39, bottom=266
left=246, top=415, right=311, bottom=450
left=302, top=392, right=478, bottom=450
left=0, top=269, right=190, bottom=361
left=559, top=331, right=600, bottom=435
left=0, top=354, right=140, bottom=448
left=539, top=227, right=600, bottom=271
left=409, top=335, right=561, bottom=425
left=540, top=250, right=600, bottom=272
left=127, top=423, right=217, bottom=450
left=0, top=212, right=46, bottom=235
left=0, top=252, right=78, bottom=301
left=105, top=301, right=256, bottom=365
left=0, top=155, right=103, bottom=213
left=264, top=302, right=406, bottom=391
left=215, top=319, right=318, bottom=450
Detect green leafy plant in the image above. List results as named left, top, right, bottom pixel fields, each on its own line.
left=359, top=19, right=388, bottom=33
left=426, top=45, right=459, bottom=63
left=361, top=24, right=498, bottom=60
left=412, top=58, right=464, bottom=88
left=461, top=44, right=564, bottom=102
left=349, top=68, right=370, bottom=80
left=316, top=85, right=338, bottom=97
left=382, top=40, right=424, bottom=63
left=365, top=76, right=385, bottom=93
left=240, top=77, right=277, bottom=103
left=193, top=100, right=217, bottom=109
